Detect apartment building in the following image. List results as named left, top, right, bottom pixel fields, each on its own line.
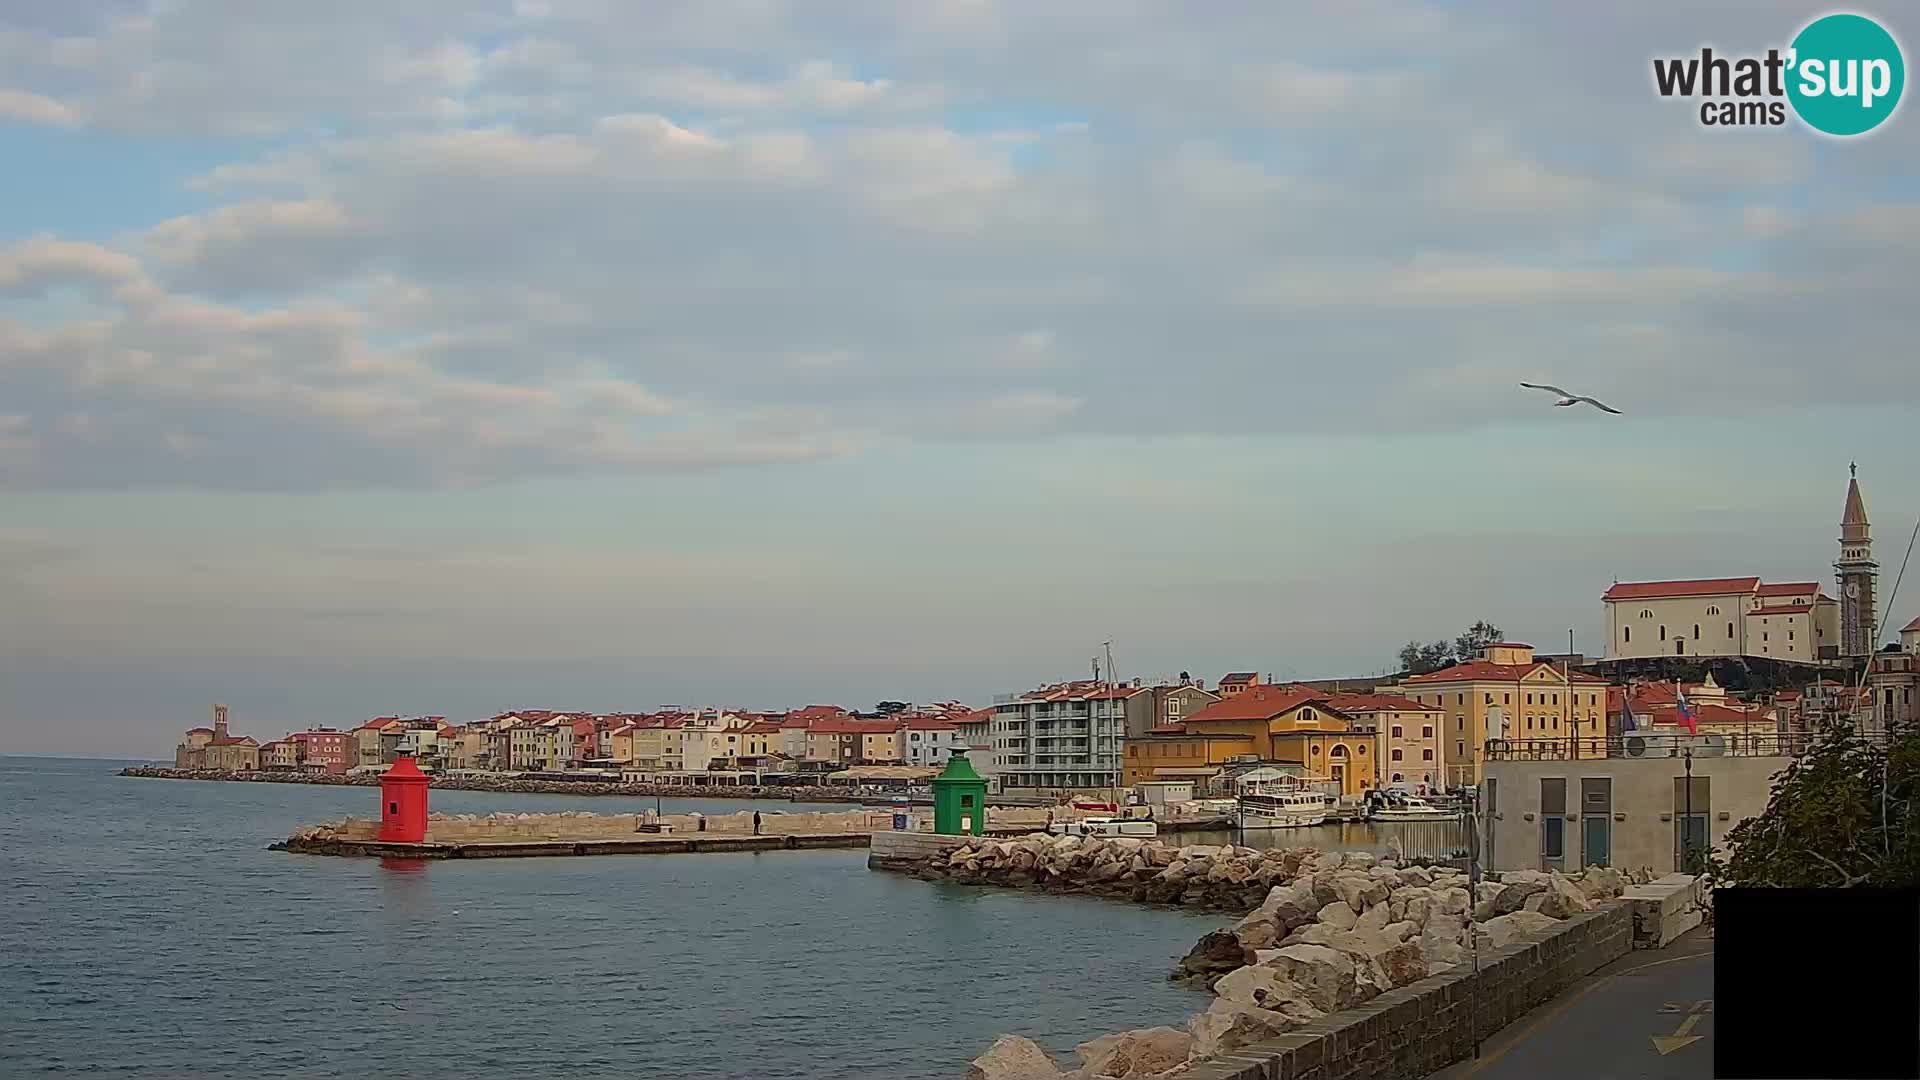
left=989, top=681, right=1131, bottom=793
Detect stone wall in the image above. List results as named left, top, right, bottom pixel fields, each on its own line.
left=869, top=831, right=974, bottom=869
left=1176, top=904, right=1633, bottom=1080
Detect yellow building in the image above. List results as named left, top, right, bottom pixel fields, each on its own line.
left=1123, top=686, right=1378, bottom=797
left=1321, top=692, right=1446, bottom=791
left=1396, top=642, right=1609, bottom=789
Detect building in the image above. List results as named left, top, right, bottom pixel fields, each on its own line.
left=1321, top=692, right=1445, bottom=790
left=1602, top=577, right=1839, bottom=662
left=1123, top=679, right=1221, bottom=739
left=1216, top=672, right=1262, bottom=698
left=1123, top=686, right=1379, bottom=797
left=900, top=716, right=967, bottom=767
left=1836, top=464, right=1878, bottom=657
left=1868, top=623, right=1920, bottom=735
left=1395, top=642, right=1610, bottom=789
left=290, top=729, right=352, bottom=774
left=990, top=681, right=1133, bottom=793
left=1480, top=732, right=1795, bottom=874
left=173, top=704, right=260, bottom=771
left=259, top=739, right=299, bottom=770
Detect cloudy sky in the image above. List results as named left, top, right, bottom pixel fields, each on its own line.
left=3, top=1, right=1916, bottom=755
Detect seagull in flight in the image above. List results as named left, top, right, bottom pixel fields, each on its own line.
left=1520, top=382, right=1622, bottom=414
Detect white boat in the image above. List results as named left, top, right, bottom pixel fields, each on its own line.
left=1235, top=790, right=1333, bottom=829
left=1367, top=795, right=1460, bottom=822
left=1047, top=817, right=1159, bottom=838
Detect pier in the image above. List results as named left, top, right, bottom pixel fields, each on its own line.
left=275, top=831, right=876, bottom=858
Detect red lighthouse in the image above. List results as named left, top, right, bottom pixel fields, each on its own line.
left=377, top=756, right=430, bottom=843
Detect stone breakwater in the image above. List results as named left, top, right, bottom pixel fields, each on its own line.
left=286, top=808, right=897, bottom=845
left=119, top=766, right=856, bottom=803
left=942, top=834, right=1647, bottom=1079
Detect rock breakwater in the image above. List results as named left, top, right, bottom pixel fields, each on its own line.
left=950, top=833, right=1649, bottom=1079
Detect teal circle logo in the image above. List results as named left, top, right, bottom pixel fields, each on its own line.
left=1787, top=13, right=1905, bottom=136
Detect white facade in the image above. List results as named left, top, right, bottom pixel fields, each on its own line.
left=1604, top=579, right=1838, bottom=662
left=900, top=724, right=967, bottom=768
left=990, top=683, right=1130, bottom=792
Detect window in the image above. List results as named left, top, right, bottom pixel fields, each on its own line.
left=1728, top=622, right=1735, bottom=638
left=1457, top=693, right=1465, bottom=705
left=1640, top=609, right=1653, bottom=619
left=1422, top=749, right=1434, bottom=761
left=1421, top=725, right=1434, bottom=738
left=1392, top=748, right=1403, bottom=761
left=1310, top=744, right=1320, bottom=755
left=1357, top=744, right=1367, bottom=755
left=1456, top=740, right=1465, bottom=757
left=1624, top=626, right=1631, bottom=643
left=1789, top=630, right=1795, bottom=640
left=1707, top=605, right=1720, bottom=615
left=1693, top=624, right=1701, bottom=639
left=1763, top=632, right=1769, bottom=642
left=1503, top=693, right=1511, bottom=705
left=1392, top=772, right=1403, bottom=782
left=1551, top=694, right=1559, bottom=705
left=1526, top=717, right=1534, bottom=730
left=1391, top=725, right=1403, bottom=738
left=1659, top=625, right=1667, bottom=641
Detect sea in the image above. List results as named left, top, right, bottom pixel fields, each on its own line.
left=7, top=756, right=1211, bottom=1079
left=0, top=756, right=1427, bottom=1079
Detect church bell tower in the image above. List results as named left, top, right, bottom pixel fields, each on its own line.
left=1836, top=463, right=1878, bottom=657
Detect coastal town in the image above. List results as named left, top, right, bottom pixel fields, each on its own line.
left=156, top=470, right=1918, bottom=871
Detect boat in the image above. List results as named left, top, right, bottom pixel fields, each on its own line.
left=1234, top=789, right=1334, bottom=829
left=1046, top=816, right=1159, bottom=838
left=1366, top=794, right=1460, bottom=822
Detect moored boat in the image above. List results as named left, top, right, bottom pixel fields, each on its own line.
left=1366, top=794, right=1460, bottom=822
left=1234, top=789, right=1333, bottom=829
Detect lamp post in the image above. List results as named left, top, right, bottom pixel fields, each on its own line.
left=1682, top=744, right=1696, bottom=874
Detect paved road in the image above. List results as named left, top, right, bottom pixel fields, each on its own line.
left=1429, top=928, right=1715, bottom=1080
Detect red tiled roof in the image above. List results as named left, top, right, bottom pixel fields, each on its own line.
left=1403, top=660, right=1607, bottom=685
left=901, top=716, right=958, bottom=731
left=741, top=722, right=784, bottom=735
left=1488, top=642, right=1532, bottom=650
left=1903, top=617, right=1920, bottom=633
left=809, top=718, right=902, bottom=735
left=185, top=727, right=213, bottom=734
left=1603, top=577, right=1760, bottom=601
left=1321, top=692, right=1442, bottom=714
left=1756, top=582, right=1819, bottom=596
left=1012, top=680, right=1146, bottom=703
left=1146, top=723, right=1191, bottom=734
left=209, top=736, right=257, bottom=746
left=1218, top=672, right=1258, bottom=684
left=1184, top=686, right=1326, bottom=723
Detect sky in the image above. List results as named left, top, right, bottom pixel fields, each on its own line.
left=2, top=1, right=1917, bottom=756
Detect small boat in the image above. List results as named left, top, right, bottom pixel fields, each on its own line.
left=1235, top=790, right=1333, bottom=829
left=1367, top=795, right=1460, bottom=822
left=1047, top=817, right=1158, bottom=838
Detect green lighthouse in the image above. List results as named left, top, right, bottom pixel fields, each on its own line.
left=931, top=750, right=988, bottom=836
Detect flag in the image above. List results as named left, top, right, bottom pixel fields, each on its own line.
left=1675, top=688, right=1698, bottom=736
left=1619, top=689, right=1638, bottom=733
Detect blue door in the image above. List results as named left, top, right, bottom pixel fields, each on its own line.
left=1582, top=814, right=1610, bottom=867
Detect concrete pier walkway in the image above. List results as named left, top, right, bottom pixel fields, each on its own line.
left=276, top=832, right=877, bottom=858
left=1426, top=927, right=1715, bottom=1080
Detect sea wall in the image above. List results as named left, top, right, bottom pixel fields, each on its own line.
left=1175, top=905, right=1634, bottom=1080
left=957, top=836, right=1651, bottom=1079
left=122, top=766, right=866, bottom=801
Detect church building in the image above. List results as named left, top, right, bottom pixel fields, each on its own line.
left=1601, top=467, right=1875, bottom=665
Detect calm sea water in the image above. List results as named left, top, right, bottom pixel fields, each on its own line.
left=1, top=756, right=1232, bottom=1079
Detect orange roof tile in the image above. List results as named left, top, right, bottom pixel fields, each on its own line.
left=1403, top=660, right=1607, bottom=685
left=1320, top=692, right=1442, bottom=714
left=1603, top=577, right=1761, bottom=601
left=1184, top=686, right=1327, bottom=723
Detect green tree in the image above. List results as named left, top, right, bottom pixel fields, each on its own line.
left=1396, top=620, right=1504, bottom=676
left=1711, top=717, right=1918, bottom=887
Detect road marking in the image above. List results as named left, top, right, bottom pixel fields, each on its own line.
left=1652, top=1013, right=1704, bottom=1055
left=1449, top=948, right=1713, bottom=1077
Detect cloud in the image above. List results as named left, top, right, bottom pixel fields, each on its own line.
left=0, top=1, right=1915, bottom=493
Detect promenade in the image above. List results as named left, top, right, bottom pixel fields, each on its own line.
left=1427, top=927, right=1714, bottom=1080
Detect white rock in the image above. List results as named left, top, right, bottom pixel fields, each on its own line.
left=1317, top=900, right=1358, bottom=931
left=967, top=1035, right=1062, bottom=1080
left=1263, top=943, right=1366, bottom=1013
left=1188, top=998, right=1306, bottom=1059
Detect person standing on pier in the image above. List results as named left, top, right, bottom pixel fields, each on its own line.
left=753, top=811, right=762, bottom=835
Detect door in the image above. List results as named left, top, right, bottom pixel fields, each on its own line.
left=1582, top=814, right=1610, bottom=867
left=1676, top=639, right=1686, bottom=655
left=1675, top=815, right=1708, bottom=873
left=1541, top=815, right=1566, bottom=872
